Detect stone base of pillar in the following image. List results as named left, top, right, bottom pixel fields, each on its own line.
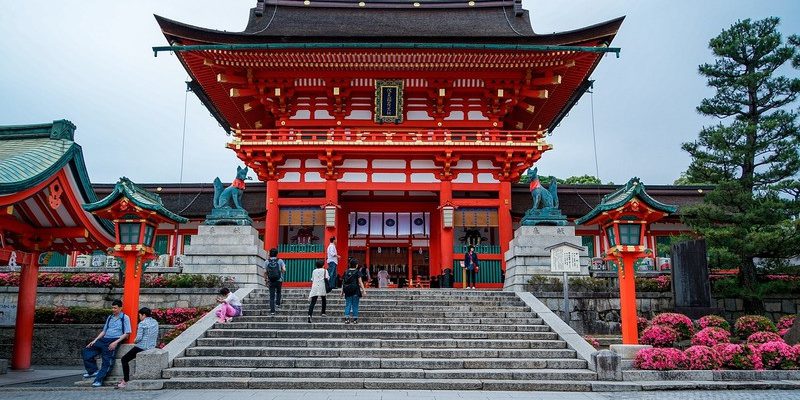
left=182, top=225, right=267, bottom=287
left=503, top=225, right=588, bottom=292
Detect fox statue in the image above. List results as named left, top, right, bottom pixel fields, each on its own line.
left=527, top=167, right=559, bottom=210
left=213, top=166, right=249, bottom=209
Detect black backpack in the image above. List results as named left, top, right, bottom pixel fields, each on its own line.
left=266, top=258, right=281, bottom=282
left=343, top=269, right=360, bottom=296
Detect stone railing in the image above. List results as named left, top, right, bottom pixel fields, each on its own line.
left=0, top=287, right=219, bottom=309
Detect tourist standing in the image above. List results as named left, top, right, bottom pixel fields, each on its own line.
left=117, top=307, right=159, bottom=389
left=308, top=260, right=329, bottom=323
left=377, top=268, right=390, bottom=288
left=265, top=248, right=287, bottom=316
left=342, top=259, right=367, bottom=324
left=82, top=299, right=131, bottom=387
left=215, top=287, right=242, bottom=323
left=326, top=236, right=340, bottom=290
left=464, top=245, right=480, bottom=289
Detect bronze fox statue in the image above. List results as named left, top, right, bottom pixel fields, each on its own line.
left=527, top=167, right=559, bottom=210
left=213, top=166, right=248, bottom=209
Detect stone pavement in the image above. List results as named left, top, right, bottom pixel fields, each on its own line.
left=2, top=389, right=800, bottom=400
left=0, top=367, right=82, bottom=388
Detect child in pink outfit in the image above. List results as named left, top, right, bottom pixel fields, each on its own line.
left=215, top=288, right=242, bottom=323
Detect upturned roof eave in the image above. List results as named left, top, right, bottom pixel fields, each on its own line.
left=83, top=179, right=189, bottom=224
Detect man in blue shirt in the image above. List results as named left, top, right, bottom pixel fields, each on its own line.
left=82, top=299, right=131, bottom=387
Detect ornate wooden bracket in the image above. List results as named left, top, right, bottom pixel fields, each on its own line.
left=319, top=149, right=344, bottom=180
left=491, top=150, right=540, bottom=182
left=433, top=151, right=461, bottom=181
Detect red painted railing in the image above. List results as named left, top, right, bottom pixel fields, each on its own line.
left=234, top=129, right=546, bottom=145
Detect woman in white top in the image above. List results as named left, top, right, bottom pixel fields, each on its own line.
left=215, top=287, right=242, bottom=323
left=307, top=260, right=329, bottom=323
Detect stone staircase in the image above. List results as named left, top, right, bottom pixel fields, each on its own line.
left=162, top=289, right=597, bottom=390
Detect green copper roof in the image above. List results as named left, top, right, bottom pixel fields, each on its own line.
left=574, top=177, right=679, bottom=225
left=84, top=177, right=188, bottom=224
left=0, top=120, right=115, bottom=234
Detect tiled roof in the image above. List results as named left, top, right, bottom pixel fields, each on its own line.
left=84, top=177, right=189, bottom=224
left=574, top=178, right=680, bottom=225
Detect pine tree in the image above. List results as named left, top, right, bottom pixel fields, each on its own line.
left=681, top=18, right=800, bottom=290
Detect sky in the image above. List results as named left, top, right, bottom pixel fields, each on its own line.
left=0, top=0, right=798, bottom=185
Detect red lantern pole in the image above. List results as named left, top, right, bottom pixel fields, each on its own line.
left=619, top=252, right=640, bottom=344
left=121, top=252, right=142, bottom=344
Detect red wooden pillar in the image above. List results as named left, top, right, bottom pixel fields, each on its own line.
left=122, top=253, right=141, bottom=343
left=429, top=207, right=441, bottom=277
left=326, top=179, right=342, bottom=277
left=439, top=180, right=454, bottom=276
left=264, top=179, right=280, bottom=251
left=498, top=180, right=513, bottom=273
left=11, top=252, right=39, bottom=370
left=619, top=253, right=640, bottom=344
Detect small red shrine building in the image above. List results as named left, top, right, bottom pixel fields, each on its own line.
left=155, top=0, right=624, bottom=286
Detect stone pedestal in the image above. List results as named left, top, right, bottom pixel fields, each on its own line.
left=503, top=226, right=588, bottom=292
left=183, top=225, right=267, bottom=287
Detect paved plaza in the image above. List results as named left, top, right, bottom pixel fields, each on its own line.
left=2, top=389, right=800, bottom=400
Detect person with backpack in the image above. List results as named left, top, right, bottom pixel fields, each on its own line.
left=308, top=260, right=329, bottom=323
left=265, top=248, right=286, bottom=316
left=82, top=299, right=131, bottom=387
left=342, top=259, right=367, bottom=324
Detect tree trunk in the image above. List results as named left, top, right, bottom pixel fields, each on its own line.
left=738, top=255, right=757, bottom=289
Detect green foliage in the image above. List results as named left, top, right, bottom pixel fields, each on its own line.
left=712, top=277, right=800, bottom=299
left=562, top=175, right=602, bottom=185
left=568, top=276, right=609, bottom=291
left=680, top=17, right=800, bottom=291
left=673, top=172, right=708, bottom=185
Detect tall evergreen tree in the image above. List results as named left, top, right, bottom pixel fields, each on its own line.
left=681, top=18, right=800, bottom=290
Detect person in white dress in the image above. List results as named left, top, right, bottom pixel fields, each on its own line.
left=308, top=260, right=329, bottom=323
left=377, top=269, right=390, bottom=288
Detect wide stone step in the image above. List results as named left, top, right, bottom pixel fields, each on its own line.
left=204, top=329, right=560, bottom=340
left=184, top=346, right=576, bottom=359
left=163, top=367, right=595, bottom=381
left=212, top=322, right=551, bottom=332
left=242, top=304, right=532, bottom=313
left=225, top=317, right=543, bottom=325
left=239, top=310, right=536, bottom=318
left=172, top=356, right=588, bottom=370
left=195, top=337, right=567, bottom=349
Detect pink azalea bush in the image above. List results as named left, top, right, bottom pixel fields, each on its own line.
left=151, top=307, right=210, bottom=325
left=692, top=327, right=731, bottom=347
left=781, top=345, right=800, bottom=370
left=747, top=331, right=784, bottom=345
left=758, top=341, right=795, bottom=370
left=713, top=343, right=763, bottom=370
left=684, top=345, right=721, bottom=370
left=734, top=315, right=777, bottom=339
left=696, top=315, right=731, bottom=332
left=640, top=325, right=680, bottom=347
left=634, top=347, right=687, bottom=370
left=777, top=315, right=796, bottom=331
left=651, top=312, right=695, bottom=340
left=0, top=272, right=21, bottom=286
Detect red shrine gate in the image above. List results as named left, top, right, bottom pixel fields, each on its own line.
left=156, top=0, right=622, bottom=287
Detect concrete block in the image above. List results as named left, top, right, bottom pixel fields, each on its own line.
left=132, top=349, right=169, bottom=380
left=593, top=350, right=621, bottom=381
left=0, top=359, right=7, bottom=375
left=609, top=344, right=651, bottom=360
left=125, top=379, right=164, bottom=390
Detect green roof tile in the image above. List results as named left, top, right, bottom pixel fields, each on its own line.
left=83, top=177, right=188, bottom=224
left=574, top=177, right=679, bottom=225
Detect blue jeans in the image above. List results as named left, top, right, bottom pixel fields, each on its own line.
left=82, top=337, right=118, bottom=383
left=344, top=295, right=360, bottom=318
left=327, top=262, right=338, bottom=289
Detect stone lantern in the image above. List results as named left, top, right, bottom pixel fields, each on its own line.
left=83, top=177, right=187, bottom=342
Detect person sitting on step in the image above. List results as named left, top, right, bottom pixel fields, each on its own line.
left=82, top=299, right=131, bottom=387
left=117, top=307, right=159, bottom=389
left=215, top=287, right=242, bottom=323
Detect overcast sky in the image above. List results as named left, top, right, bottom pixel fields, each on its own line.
left=1, top=0, right=798, bottom=185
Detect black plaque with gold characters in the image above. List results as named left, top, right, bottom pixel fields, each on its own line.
left=374, top=80, right=404, bottom=124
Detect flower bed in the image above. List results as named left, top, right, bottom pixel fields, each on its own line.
left=635, top=275, right=671, bottom=292
left=651, top=312, right=695, bottom=340
left=635, top=312, right=800, bottom=372
left=0, top=272, right=234, bottom=289
left=35, top=306, right=210, bottom=325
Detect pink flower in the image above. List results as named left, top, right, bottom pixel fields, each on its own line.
left=637, top=317, right=650, bottom=334
left=584, top=335, right=600, bottom=349
left=747, top=331, right=784, bottom=345
left=640, top=325, right=679, bottom=347
left=651, top=313, right=695, bottom=340
left=684, top=345, right=721, bottom=370
left=692, top=327, right=731, bottom=347
left=735, top=315, right=777, bottom=339
left=696, top=315, right=731, bottom=331
left=777, top=315, right=796, bottom=331
left=714, top=343, right=763, bottom=370
left=758, top=341, right=794, bottom=369
left=634, top=347, right=687, bottom=370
